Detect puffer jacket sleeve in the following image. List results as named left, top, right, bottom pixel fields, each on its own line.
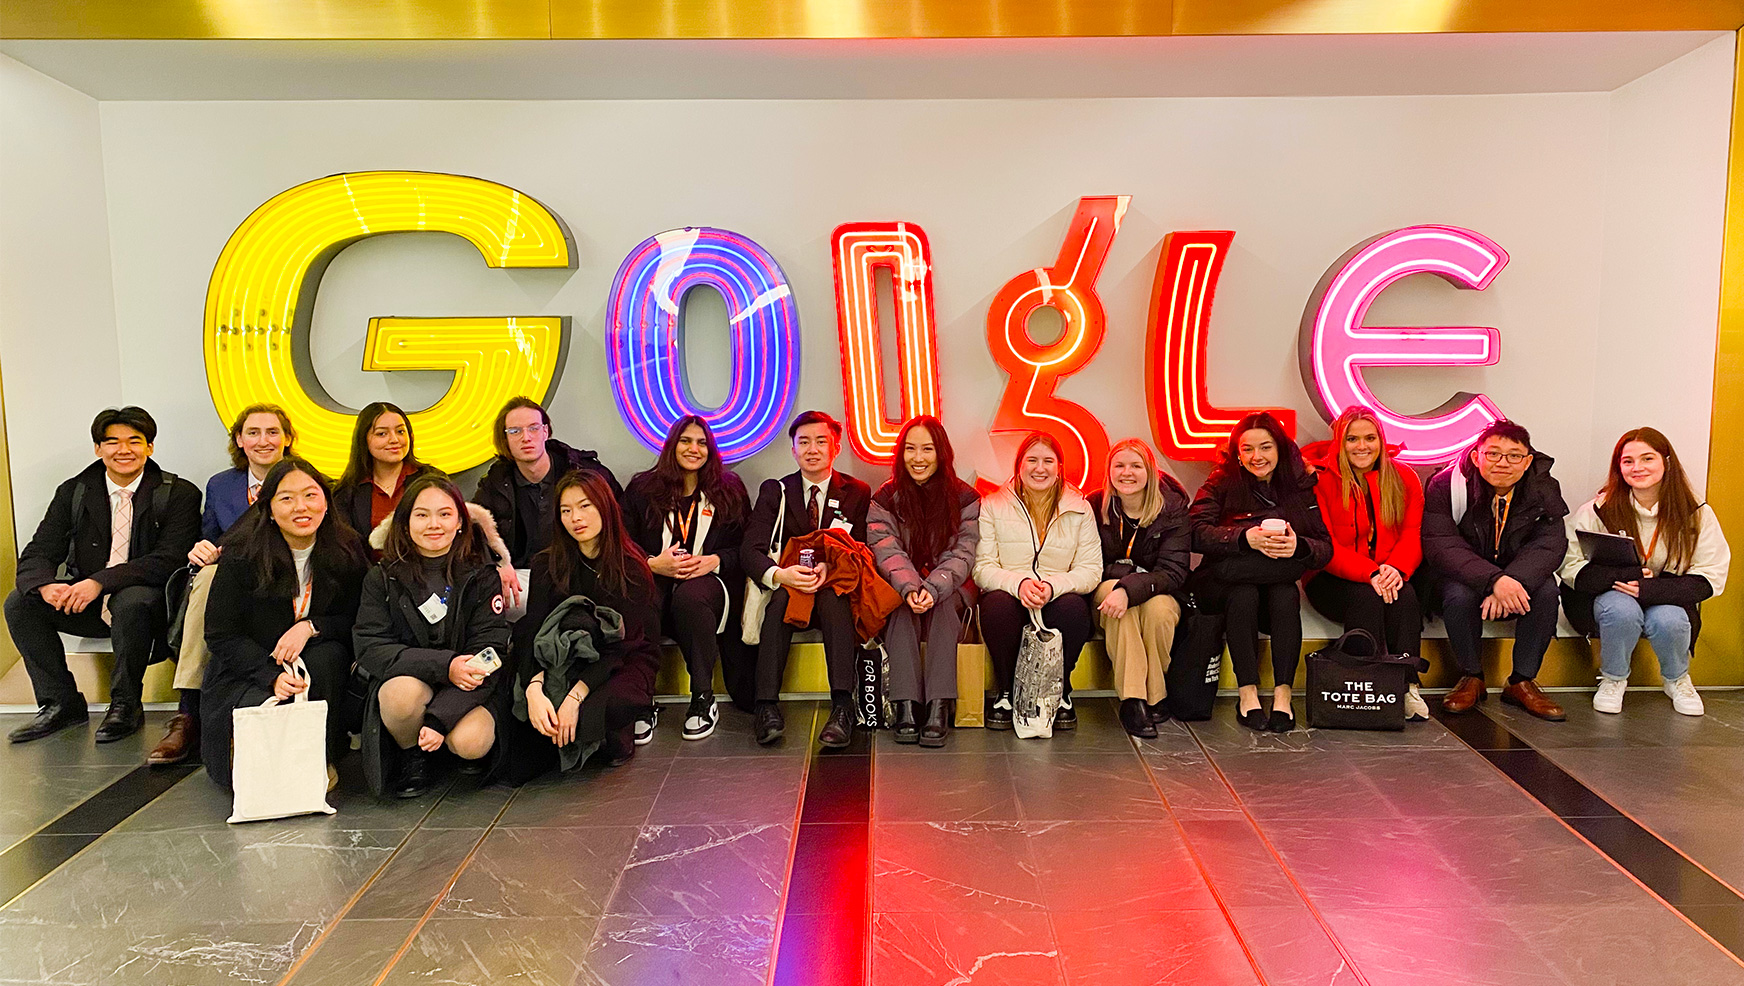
left=1384, top=466, right=1425, bottom=578
left=973, top=491, right=1028, bottom=597
left=1190, top=473, right=1250, bottom=558
left=924, top=493, right=980, bottom=603
left=866, top=499, right=924, bottom=598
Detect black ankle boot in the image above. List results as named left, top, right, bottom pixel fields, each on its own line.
left=893, top=701, right=920, bottom=744
left=392, top=748, right=430, bottom=799
left=1119, top=698, right=1157, bottom=739
left=919, top=699, right=951, bottom=748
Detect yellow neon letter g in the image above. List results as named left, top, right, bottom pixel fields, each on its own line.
left=203, top=171, right=573, bottom=477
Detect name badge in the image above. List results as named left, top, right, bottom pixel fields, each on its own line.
left=418, top=593, right=449, bottom=624
left=829, top=518, right=853, bottom=534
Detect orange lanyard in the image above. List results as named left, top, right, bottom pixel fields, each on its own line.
left=293, top=576, right=313, bottom=620
left=1639, top=523, right=1661, bottom=568
left=673, top=499, right=698, bottom=546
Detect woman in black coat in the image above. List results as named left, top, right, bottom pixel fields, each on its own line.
left=508, top=468, right=663, bottom=785
left=621, top=415, right=750, bottom=738
left=201, top=458, right=368, bottom=789
left=352, top=473, right=511, bottom=799
left=1190, top=413, right=1333, bottom=733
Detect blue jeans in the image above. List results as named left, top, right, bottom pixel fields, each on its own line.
left=1592, top=591, right=1692, bottom=681
left=1441, top=577, right=1559, bottom=679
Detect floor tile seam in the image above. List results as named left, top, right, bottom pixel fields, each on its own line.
left=1123, top=720, right=1277, bottom=986
left=1182, top=722, right=1378, bottom=986
left=0, top=763, right=196, bottom=910
left=1459, top=706, right=1744, bottom=971
left=272, top=778, right=495, bottom=986
left=762, top=703, right=825, bottom=986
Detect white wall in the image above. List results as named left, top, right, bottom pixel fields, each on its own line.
left=1589, top=35, right=1733, bottom=499
left=0, top=54, right=122, bottom=528
left=0, top=43, right=1732, bottom=532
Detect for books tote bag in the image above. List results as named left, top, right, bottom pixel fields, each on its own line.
left=229, top=658, right=336, bottom=824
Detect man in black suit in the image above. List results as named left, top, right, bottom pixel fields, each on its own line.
left=741, top=411, right=871, bottom=748
left=6, top=407, right=202, bottom=743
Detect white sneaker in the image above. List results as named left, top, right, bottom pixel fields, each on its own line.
left=633, top=708, right=658, bottom=745
left=1593, top=678, right=1627, bottom=715
left=1664, top=675, right=1704, bottom=716
left=681, top=695, right=719, bottom=741
left=1403, top=685, right=1430, bottom=722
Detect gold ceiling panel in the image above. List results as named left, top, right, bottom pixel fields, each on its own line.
left=547, top=0, right=1171, bottom=39
left=0, top=0, right=554, bottom=39
left=1172, top=0, right=1744, bottom=35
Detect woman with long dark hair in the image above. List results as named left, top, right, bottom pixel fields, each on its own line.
left=972, top=432, right=1104, bottom=732
left=200, top=458, right=367, bottom=789
left=1561, top=427, right=1729, bottom=716
left=867, top=416, right=980, bottom=747
left=1191, top=412, right=1332, bottom=733
left=352, top=473, right=511, bottom=798
left=1304, top=407, right=1428, bottom=721
left=332, top=402, right=431, bottom=546
left=509, top=469, right=662, bottom=782
left=622, top=415, right=750, bottom=740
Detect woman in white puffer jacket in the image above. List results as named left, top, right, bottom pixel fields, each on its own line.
left=973, top=433, right=1104, bottom=731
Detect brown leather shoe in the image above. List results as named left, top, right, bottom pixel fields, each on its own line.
left=1501, top=679, right=1566, bottom=721
left=1440, top=676, right=1487, bottom=714
left=147, top=713, right=198, bottom=765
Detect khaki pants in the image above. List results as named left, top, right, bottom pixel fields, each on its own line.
left=1094, top=580, right=1180, bottom=704
left=171, top=565, right=219, bottom=690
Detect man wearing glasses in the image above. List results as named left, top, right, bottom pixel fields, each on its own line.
left=5, top=407, right=201, bottom=743
left=1423, top=420, right=1571, bottom=721
left=472, top=396, right=622, bottom=615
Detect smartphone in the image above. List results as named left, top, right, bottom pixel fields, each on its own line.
left=468, top=646, right=502, bottom=675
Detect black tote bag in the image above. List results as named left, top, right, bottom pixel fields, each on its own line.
left=1306, top=629, right=1429, bottom=731
left=1164, top=595, right=1225, bottom=722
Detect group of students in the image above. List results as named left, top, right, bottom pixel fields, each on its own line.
left=3, top=396, right=1729, bottom=799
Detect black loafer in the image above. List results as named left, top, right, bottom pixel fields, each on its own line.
left=1147, top=701, right=1171, bottom=725
left=94, top=700, right=144, bottom=744
left=818, top=702, right=854, bottom=749
left=1119, top=698, right=1157, bottom=739
left=7, top=699, right=89, bottom=743
left=986, top=692, right=1013, bottom=731
left=754, top=703, right=785, bottom=746
left=1237, top=707, right=1267, bottom=731
left=892, top=701, right=920, bottom=744
left=1267, top=710, right=1297, bottom=734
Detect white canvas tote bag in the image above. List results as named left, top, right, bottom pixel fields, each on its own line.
left=228, top=658, right=336, bottom=824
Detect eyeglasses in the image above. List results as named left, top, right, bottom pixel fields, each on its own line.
left=1480, top=451, right=1528, bottom=465
left=504, top=424, right=548, bottom=439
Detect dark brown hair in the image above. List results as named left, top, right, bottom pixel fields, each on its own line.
left=626, top=415, right=747, bottom=534
left=1212, top=412, right=1308, bottom=491
left=339, top=402, right=425, bottom=490
left=493, top=396, right=552, bottom=458
left=380, top=472, right=491, bottom=585
left=226, top=403, right=296, bottom=471
left=889, top=416, right=965, bottom=571
left=788, top=409, right=842, bottom=442
left=538, top=468, right=653, bottom=602
left=1596, top=427, right=1702, bottom=572
left=225, top=457, right=365, bottom=594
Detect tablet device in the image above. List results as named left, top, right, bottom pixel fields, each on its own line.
left=1577, top=530, right=1640, bottom=568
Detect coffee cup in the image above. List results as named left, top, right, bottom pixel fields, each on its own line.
left=1260, top=518, right=1288, bottom=535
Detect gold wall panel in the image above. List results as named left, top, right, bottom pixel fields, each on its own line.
left=1173, top=0, right=1744, bottom=35
left=0, top=0, right=554, bottom=39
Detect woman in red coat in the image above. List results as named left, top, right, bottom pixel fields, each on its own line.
left=1304, top=407, right=1428, bottom=721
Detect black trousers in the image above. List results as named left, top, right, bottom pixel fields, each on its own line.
left=756, top=587, right=857, bottom=702
left=1194, top=564, right=1305, bottom=690
left=5, top=586, right=166, bottom=706
left=658, top=575, right=750, bottom=705
left=979, top=589, right=1093, bottom=697
left=1305, top=574, right=1424, bottom=678
left=502, top=671, right=650, bottom=786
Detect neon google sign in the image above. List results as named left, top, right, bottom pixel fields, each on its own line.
left=204, top=171, right=1511, bottom=485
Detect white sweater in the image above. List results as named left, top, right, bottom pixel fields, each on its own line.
left=1558, top=493, right=1729, bottom=597
left=973, top=484, right=1104, bottom=599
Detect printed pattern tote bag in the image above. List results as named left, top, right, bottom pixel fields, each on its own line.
left=1012, top=608, right=1065, bottom=739
left=229, top=658, right=336, bottom=824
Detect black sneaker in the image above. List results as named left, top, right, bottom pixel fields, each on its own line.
left=682, top=694, right=719, bottom=741
left=633, top=707, right=658, bottom=746
left=392, top=748, right=430, bottom=799
left=986, top=692, right=1014, bottom=731
left=1053, top=694, right=1077, bottom=731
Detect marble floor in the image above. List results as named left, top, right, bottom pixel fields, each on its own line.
left=0, top=694, right=1741, bottom=985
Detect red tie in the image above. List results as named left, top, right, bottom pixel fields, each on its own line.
left=807, top=485, right=821, bottom=530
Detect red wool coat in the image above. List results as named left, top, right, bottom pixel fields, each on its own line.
left=1307, top=458, right=1425, bottom=583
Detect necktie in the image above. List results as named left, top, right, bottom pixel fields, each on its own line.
left=246, top=482, right=260, bottom=505
left=807, top=485, right=821, bottom=530
left=101, top=490, right=133, bottom=624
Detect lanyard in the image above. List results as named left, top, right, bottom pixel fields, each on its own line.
left=1119, top=512, right=1140, bottom=561
left=673, top=498, right=698, bottom=546
left=1492, top=493, right=1511, bottom=557
left=1638, top=523, right=1662, bottom=568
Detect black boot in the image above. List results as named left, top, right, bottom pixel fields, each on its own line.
left=392, top=747, right=430, bottom=799
left=1119, top=698, right=1157, bottom=739
left=892, top=701, right=920, bottom=744
left=986, top=691, right=1013, bottom=731
left=919, top=699, right=951, bottom=748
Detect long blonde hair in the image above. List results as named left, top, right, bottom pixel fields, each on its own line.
left=1101, top=439, right=1164, bottom=527
left=1330, top=407, right=1406, bottom=529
